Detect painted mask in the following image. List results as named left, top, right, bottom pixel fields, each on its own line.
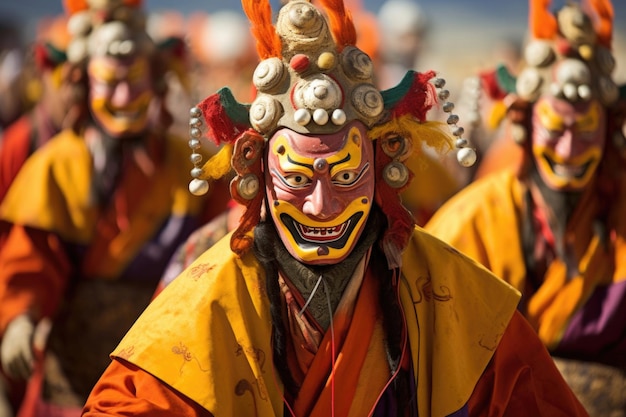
left=87, top=55, right=154, bottom=137
left=265, top=120, right=375, bottom=265
left=531, top=96, right=606, bottom=191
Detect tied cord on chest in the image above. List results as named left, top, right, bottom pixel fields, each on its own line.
left=253, top=208, right=387, bottom=416
left=291, top=275, right=337, bottom=417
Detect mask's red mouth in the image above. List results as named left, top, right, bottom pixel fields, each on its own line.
left=296, top=222, right=349, bottom=243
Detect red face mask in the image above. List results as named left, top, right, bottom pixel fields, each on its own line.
left=265, top=121, right=375, bottom=265
left=87, top=55, right=154, bottom=138
left=531, top=96, right=606, bottom=191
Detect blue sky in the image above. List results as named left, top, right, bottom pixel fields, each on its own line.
left=1, top=0, right=623, bottom=44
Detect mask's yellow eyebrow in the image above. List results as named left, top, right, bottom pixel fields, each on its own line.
left=88, top=62, right=117, bottom=83
left=87, top=58, right=148, bottom=84
left=126, top=58, right=148, bottom=83
left=536, top=100, right=564, bottom=132
left=575, top=101, right=600, bottom=133
left=272, top=126, right=364, bottom=176
left=328, top=126, right=363, bottom=177
left=272, top=136, right=314, bottom=177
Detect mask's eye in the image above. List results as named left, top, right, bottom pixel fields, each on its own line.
left=538, top=125, right=563, bottom=141
left=282, top=173, right=311, bottom=188
left=575, top=101, right=600, bottom=136
left=546, top=128, right=564, bottom=141
left=575, top=130, right=597, bottom=142
left=332, top=170, right=360, bottom=186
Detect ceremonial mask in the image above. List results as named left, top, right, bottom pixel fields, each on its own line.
left=88, top=55, right=154, bottom=137
left=531, top=96, right=606, bottom=191
left=265, top=121, right=374, bottom=264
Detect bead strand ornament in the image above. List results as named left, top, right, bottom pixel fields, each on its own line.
left=432, top=77, right=477, bottom=167
left=188, top=106, right=210, bottom=196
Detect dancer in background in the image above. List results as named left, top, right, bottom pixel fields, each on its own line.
left=0, top=1, right=230, bottom=416
left=0, top=15, right=72, bottom=202
left=426, top=1, right=625, bottom=415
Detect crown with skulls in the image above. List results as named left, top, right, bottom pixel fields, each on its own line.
left=516, top=0, right=618, bottom=106
left=63, top=0, right=154, bottom=63
left=190, top=0, right=474, bottom=158
left=248, top=0, right=384, bottom=136
left=492, top=0, right=621, bottom=107
left=483, top=0, right=625, bottom=145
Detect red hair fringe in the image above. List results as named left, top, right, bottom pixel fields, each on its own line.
left=391, top=70, right=437, bottom=121
left=530, top=0, right=557, bottom=40
left=317, top=0, right=357, bottom=50
left=589, top=0, right=614, bottom=48
left=241, top=0, right=282, bottom=59
left=374, top=140, right=415, bottom=263
left=230, top=183, right=264, bottom=257
left=229, top=130, right=266, bottom=257
left=63, top=0, right=87, bottom=15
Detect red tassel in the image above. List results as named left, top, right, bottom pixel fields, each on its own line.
left=480, top=69, right=507, bottom=100
left=391, top=70, right=437, bottom=122
left=197, top=93, right=250, bottom=146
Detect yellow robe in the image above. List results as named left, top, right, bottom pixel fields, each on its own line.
left=426, top=169, right=626, bottom=350
left=111, top=227, right=520, bottom=417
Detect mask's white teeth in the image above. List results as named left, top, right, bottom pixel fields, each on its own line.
left=553, top=163, right=584, bottom=178
left=298, top=222, right=349, bottom=242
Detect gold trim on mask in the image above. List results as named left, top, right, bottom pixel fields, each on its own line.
left=271, top=197, right=371, bottom=263
left=536, top=100, right=601, bottom=135
left=536, top=100, right=564, bottom=132
left=575, top=101, right=601, bottom=133
left=90, top=90, right=153, bottom=134
left=533, top=144, right=602, bottom=189
left=271, top=126, right=364, bottom=178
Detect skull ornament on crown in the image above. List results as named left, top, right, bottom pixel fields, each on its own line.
left=516, top=3, right=618, bottom=106
left=64, top=0, right=149, bottom=64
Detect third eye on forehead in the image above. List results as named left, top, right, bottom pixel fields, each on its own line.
left=314, top=158, right=328, bottom=172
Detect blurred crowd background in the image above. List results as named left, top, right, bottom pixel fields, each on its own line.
left=0, top=0, right=625, bottom=167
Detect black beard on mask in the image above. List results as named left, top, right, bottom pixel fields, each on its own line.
left=87, top=126, right=145, bottom=206
left=529, top=161, right=582, bottom=259
left=88, top=128, right=122, bottom=206
left=254, top=206, right=384, bottom=331
left=255, top=205, right=410, bottom=404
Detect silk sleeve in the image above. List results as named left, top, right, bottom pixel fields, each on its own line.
left=0, top=225, right=71, bottom=333
left=83, top=359, right=213, bottom=417
left=468, top=311, right=589, bottom=417
left=0, top=118, right=30, bottom=203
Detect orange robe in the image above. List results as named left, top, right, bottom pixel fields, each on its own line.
left=84, top=310, right=585, bottom=417
left=0, top=128, right=231, bottom=415
left=426, top=170, right=626, bottom=358
left=83, top=228, right=587, bottom=416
